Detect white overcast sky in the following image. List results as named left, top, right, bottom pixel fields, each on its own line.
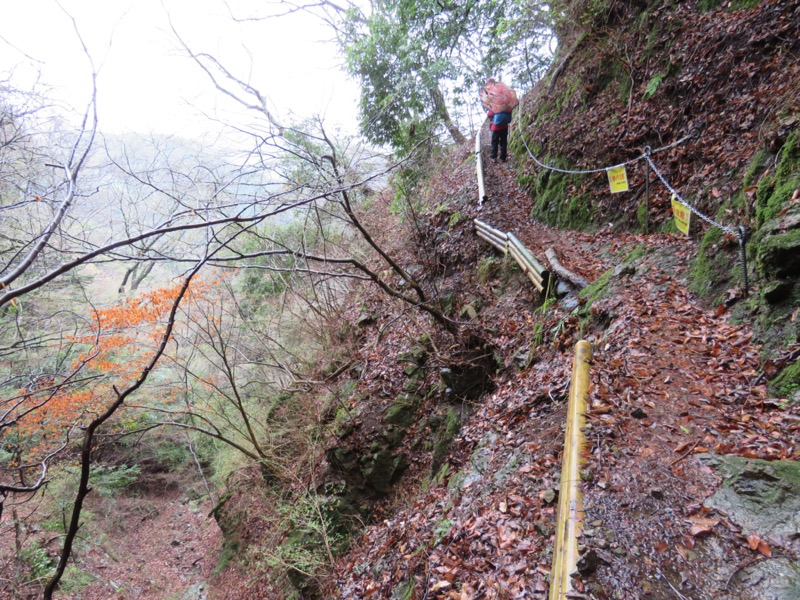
left=0, top=0, right=361, bottom=139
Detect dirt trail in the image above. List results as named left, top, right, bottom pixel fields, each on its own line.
left=62, top=488, right=220, bottom=600
left=475, top=128, right=800, bottom=597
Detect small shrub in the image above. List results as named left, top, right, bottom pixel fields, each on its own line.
left=642, top=73, right=665, bottom=100
left=477, top=256, right=499, bottom=284
left=18, top=542, right=53, bottom=582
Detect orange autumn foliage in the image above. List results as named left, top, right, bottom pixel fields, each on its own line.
left=14, top=280, right=211, bottom=455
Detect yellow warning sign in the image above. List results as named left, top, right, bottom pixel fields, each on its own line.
left=671, top=196, right=691, bottom=235
left=606, top=166, right=629, bottom=193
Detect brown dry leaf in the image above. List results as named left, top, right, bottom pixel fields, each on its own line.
left=675, top=543, right=689, bottom=560
left=746, top=533, right=761, bottom=550
left=689, top=516, right=720, bottom=528
left=689, top=523, right=715, bottom=537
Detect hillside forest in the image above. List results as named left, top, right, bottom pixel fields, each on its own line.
left=1, top=0, right=799, bottom=599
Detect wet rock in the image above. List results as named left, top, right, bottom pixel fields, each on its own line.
left=758, top=229, right=800, bottom=279
left=699, top=454, right=800, bottom=548
left=181, top=583, right=207, bottom=600
left=614, top=263, right=636, bottom=278
left=555, top=280, right=573, bottom=298
left=361, top=449, right=408, bottom=495
left=560, top=294, right=580, bottom=311
left=356, top=311, right=376, bottom=327
left=733, top=557, right=800, bottom=600
left=762, top=280, right=794, bottom=304
left=577, top=548, right=600, bottom=575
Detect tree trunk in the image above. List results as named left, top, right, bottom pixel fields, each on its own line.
left=430, top=85, right=465, bottom=145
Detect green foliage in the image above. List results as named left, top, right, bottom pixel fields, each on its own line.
left=432, top=518, right=454, bottom=546
left=89, top=464, right=142, bottom=497
left=339, top=0, right=554, bottom=152
left=698, top=0, right=762, bottom=11
left=642, top=73, right=665, bottom=101
left=448, top=211, right=465, bottom=229
left=18, top=542, right=53, bottom=582
left=60, top=564, right=96, bottom=594
left=253, top=489, right=350, bottom=594
left=153, top=439, right=192, bottom=471
left=532, top=321, right=545, bottom=347
left=477, top=256, right=499, bottom=284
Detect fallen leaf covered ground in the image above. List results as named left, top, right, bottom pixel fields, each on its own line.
left=330, top=114, right=799, bottom=598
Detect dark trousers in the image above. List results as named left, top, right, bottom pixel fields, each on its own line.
left=491, top=129, right=508, bottom=160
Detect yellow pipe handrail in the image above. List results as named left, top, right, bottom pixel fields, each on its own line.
left=550, top=340, right=592, bottom=600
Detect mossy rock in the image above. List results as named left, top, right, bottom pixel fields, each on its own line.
left=757, top=229, right=800, bottom=280
left=755, top=132, right=800, bottom=229
left=397, top=345, right=428, bottom=366
left=384, top=394, right=419, bottom=427
left=770, top=359, right=800, bottom=399
left=392, top=578, right=417, bottom=600
left=431, top=408, right=460, bottom=476
left=361, top=449, right=408, bottom=495
left=524, top=154, right=594, bottom=231
left=327, top=446, right=360, bottom=474
left=699, top=454, right=800, bottom=544
left=688, top=226, right=732, bottom=300
left=762, top=280, right=795, bottom=305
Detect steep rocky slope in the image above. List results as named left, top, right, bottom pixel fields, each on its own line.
left=206, top=2, right=800, bottom=598
left=327, top=1, right=800, bottom=598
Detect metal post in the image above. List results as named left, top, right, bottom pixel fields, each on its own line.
left=739, top=226, right=749, bottom=296
left=643, top=147, right=653, bottom=235
left=644, top=158, right=650, bottom=235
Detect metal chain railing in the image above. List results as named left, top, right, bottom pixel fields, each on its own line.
left=518, top=126, right=697, bottom=175
left=514, top=124, right=749, bottom=295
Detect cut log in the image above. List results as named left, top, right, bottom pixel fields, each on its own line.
left=546, top=247, right=589, bottom=290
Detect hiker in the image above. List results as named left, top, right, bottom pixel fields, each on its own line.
left=481, top=77, right=517, bottom=163
left=487, top=109, right=511, bottom=163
